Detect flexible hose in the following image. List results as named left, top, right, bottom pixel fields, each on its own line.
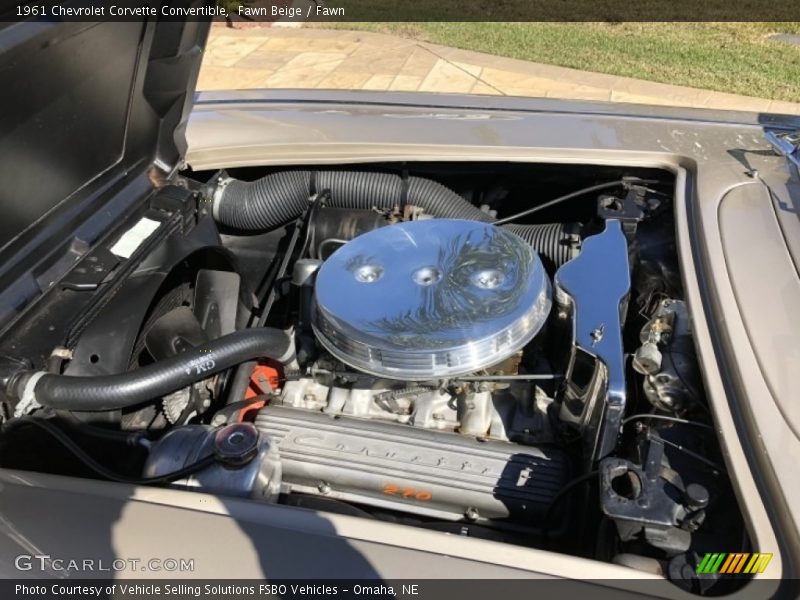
left=213, top=170, right=578, bottom=267
left=2, top=416, right=214, bottom=485
left=503, top=222, right=579, bottom=272
left=10, top=328, right=294, bottom=412
left=214, top=170, right=495, bottom=230
left=55, top=410, right=152, bottom=447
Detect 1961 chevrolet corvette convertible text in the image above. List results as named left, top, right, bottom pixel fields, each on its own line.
left=0, top=8, right=798, bottom=598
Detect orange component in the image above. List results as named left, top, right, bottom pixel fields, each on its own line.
left=237, top=398, right=266, bottom=423
left=245, top=364, right=281, bottom=399
left=382, top=483, right=433, bottom=502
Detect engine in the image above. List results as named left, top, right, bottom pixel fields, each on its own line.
left=0, top=164, right=745, bottom=592
left=257, top=218, right=562, bottom=524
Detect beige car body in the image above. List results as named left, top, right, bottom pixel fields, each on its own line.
left=2, top=90, right=797, bottom=597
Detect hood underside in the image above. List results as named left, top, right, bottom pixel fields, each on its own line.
left=0, top=12, right=210, bottom=328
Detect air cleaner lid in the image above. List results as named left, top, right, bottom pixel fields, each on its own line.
left=312, top=219, right=551, bottom=380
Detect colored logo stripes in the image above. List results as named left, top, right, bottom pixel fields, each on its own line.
left=696, top=553, right=772, bottom=574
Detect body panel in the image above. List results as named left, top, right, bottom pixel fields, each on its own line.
left=184, top=90, right=799, bottom=582
left=0, top=87, right=795, bottom=587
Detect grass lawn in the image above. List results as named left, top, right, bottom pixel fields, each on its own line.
left=317, top=22, right=800, bottom=102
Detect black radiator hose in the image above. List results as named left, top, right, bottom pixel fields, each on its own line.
left=7, top=328, right=294, bottom=412
left=212, top=170, right=579, bottom=267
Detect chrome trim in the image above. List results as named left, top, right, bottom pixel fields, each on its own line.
left=765, top=129, right=800, bottom=167
left=312, top=219, right=551, bottom=380
left=554, top=219, right=630, bottom=461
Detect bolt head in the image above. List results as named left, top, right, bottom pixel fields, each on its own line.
left=685, top=483, right=710, bottom=509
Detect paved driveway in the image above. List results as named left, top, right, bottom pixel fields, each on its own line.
left=198, top=26, right=800, bottom=115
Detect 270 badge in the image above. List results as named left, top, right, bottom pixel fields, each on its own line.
left=383, top=483, right=432, bottom=502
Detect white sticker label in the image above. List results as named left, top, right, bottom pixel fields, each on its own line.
left=184, top=354, right=217, bottom=377
left=109, top=217, right=161, bottom=259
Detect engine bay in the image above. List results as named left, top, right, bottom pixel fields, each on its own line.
left=0, top=161, right=748, bottom=593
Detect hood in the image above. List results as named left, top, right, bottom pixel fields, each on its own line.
left=0, top=11, right=210, bottom=327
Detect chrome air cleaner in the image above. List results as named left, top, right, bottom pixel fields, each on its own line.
left=312, top=219, right=551, bottom=380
